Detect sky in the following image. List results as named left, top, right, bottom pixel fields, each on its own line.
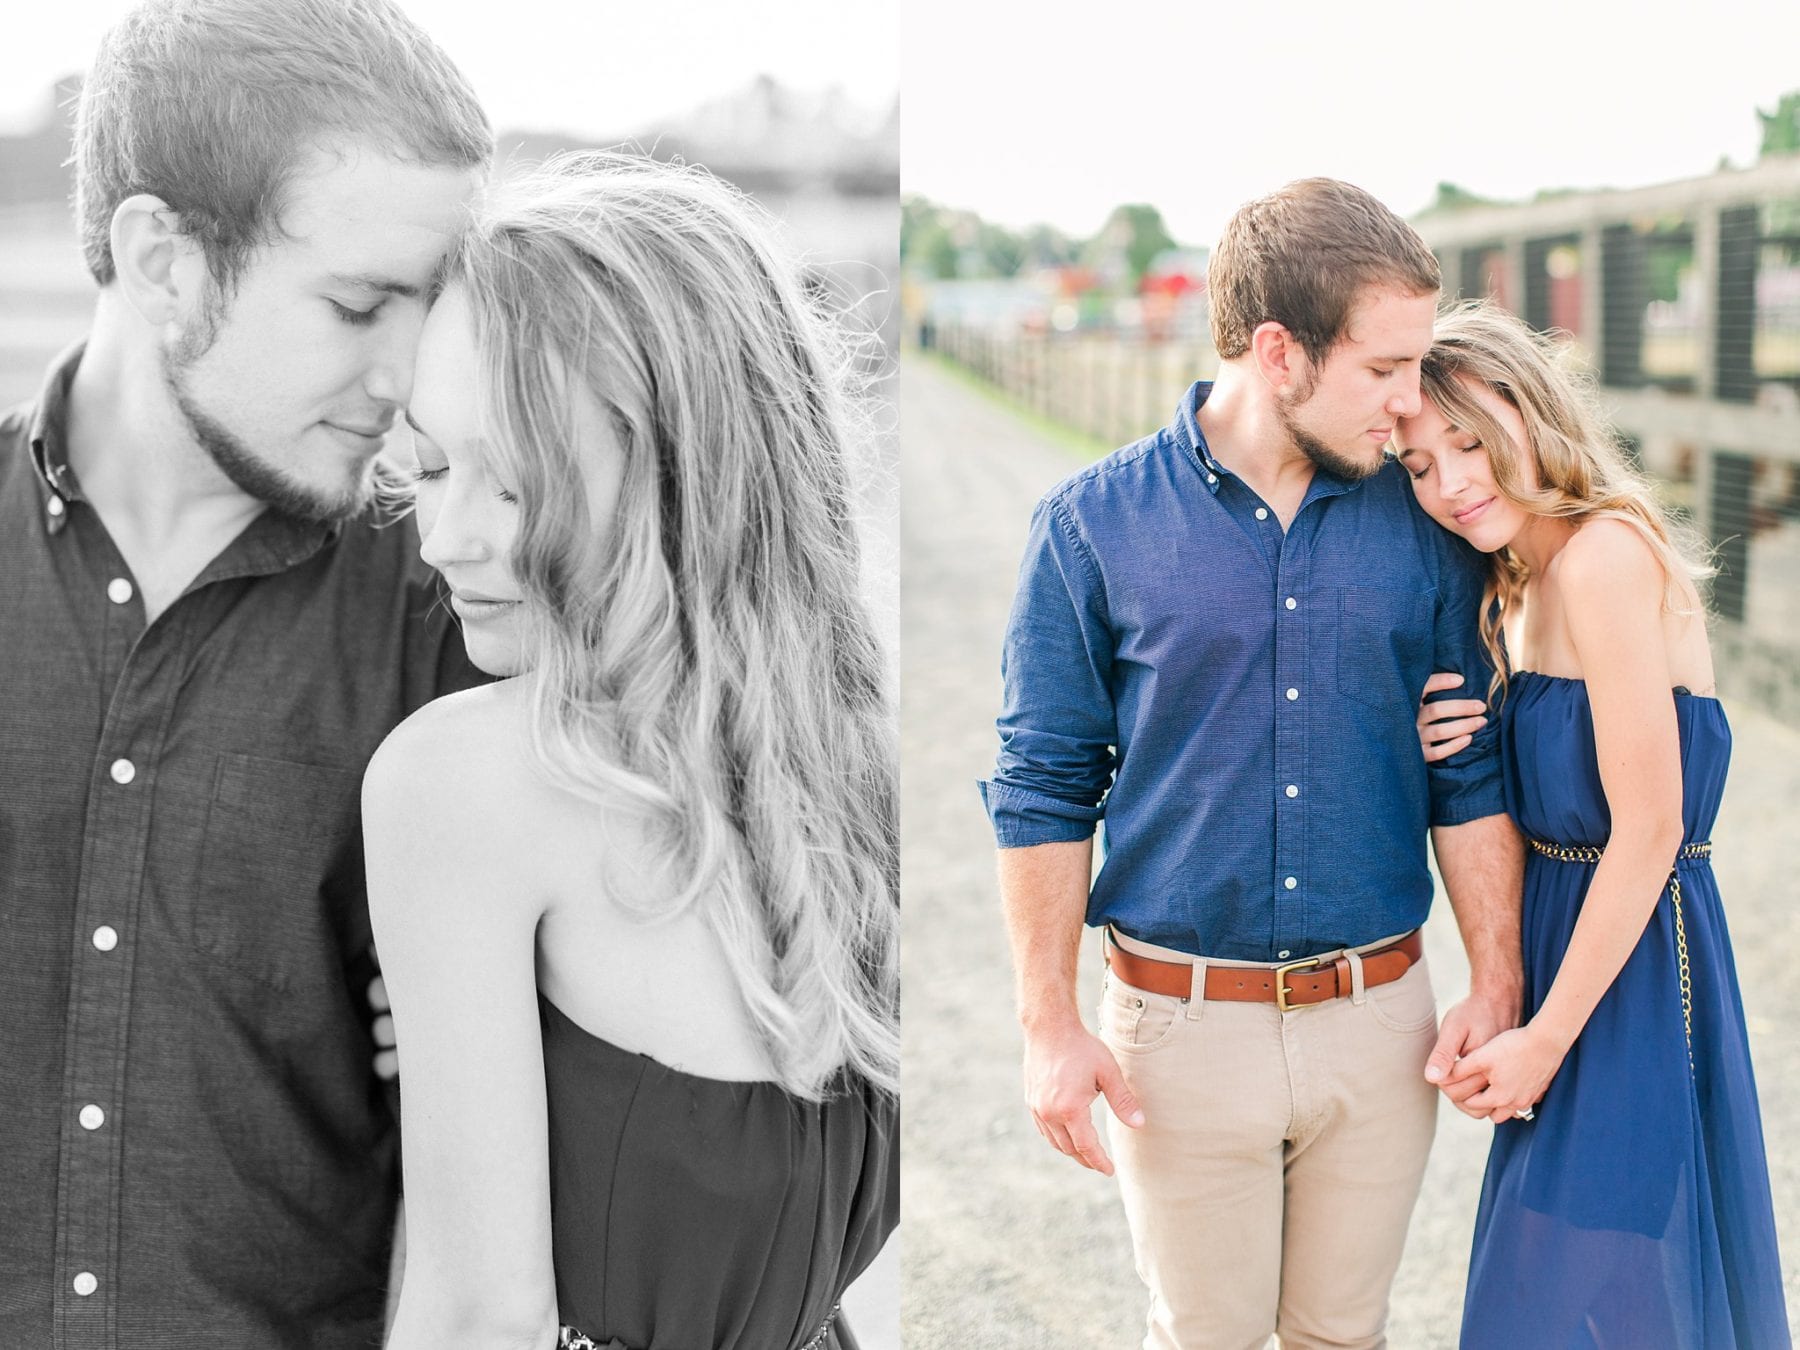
left=0, top=0, right=897, bottom=140
left=903, top=0, right=1800, bottom=244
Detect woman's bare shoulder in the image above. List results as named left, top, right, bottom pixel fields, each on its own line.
left=366, top=680, right=533, bottom=805
left=1555, top=517, right=1708, bottom=627
left=362, top=679, right=557, bottom=921
left=1554, top=517, right=1665, bottom=593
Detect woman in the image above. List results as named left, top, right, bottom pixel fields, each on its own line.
left=363, top=153, right=899, bottom=1350
left=1398, top=301, right=1787, bottom=1347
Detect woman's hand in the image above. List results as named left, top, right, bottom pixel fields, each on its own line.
left=1450, top=1023, right=1569, bottom=1124
left=1417, top=672, right=1488, bottom=762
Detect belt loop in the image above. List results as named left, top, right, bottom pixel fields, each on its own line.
left=1186, top=958, right=1207, bottom=1020
left=1345, top=949, right=1367, bottom=1005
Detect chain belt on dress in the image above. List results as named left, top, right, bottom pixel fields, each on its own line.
left=559, top=1301, right=842, bottom=1350
left=1529, top=838, right=1712, bottom=1072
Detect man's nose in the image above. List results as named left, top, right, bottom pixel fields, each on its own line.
left=365, top=305, right=427, bottom=409
left=1387, top=368, right=1423, bottom=419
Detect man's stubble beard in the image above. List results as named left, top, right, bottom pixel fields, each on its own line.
left=161, top=306, right=377, bottom=526
left=1276, top=364, right=1385, bottom=484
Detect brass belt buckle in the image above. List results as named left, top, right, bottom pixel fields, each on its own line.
left=1274, top=956, right=1321, bottom=1012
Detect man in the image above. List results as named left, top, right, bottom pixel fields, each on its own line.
left=0, top=1, right=491, bottom=1344
left=981, top=179, right=1526, bottom=1349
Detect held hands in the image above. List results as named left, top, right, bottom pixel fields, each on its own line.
left=1022, top=1018, right=1144, bottom=1176
left=1425, top=992, right=1517, bottom=1118
left=1417, top=672, right=1488, bottom=763
left=1445, top=1023, right=1568, bottom=1124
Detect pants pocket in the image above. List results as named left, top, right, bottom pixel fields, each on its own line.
left=1099, top=971, right=1187, bottom=1054
left=1365, top=956, right=1438, bottom=1034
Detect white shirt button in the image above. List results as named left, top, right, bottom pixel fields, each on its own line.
left=1285, top=785, right=1299, bottom=798
left=1285, top=597, right=1297, bottom=610
left=1286, top=688, right=1299, bottom=701
left=1207, top=474, right=1219, bottom=486
left=1278, top=950, right=1291, bottom=959
left=107, top=578, right=134, bottom=605
left=1284, top=876, right=1298, bottom=890
left=79, top=1105, right=105, bottom=1131
left=47, top=496, right=65, bottom=517
left=1255, top=508, right=1269, bottom=520
left=92, top=926, right=118, bottom=952
left=72, top=1272, right=97, bottom=1297
left=109, top=759, right=135, bottom=785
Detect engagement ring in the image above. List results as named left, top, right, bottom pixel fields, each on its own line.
left=1514, top=1108, right=1535, bottom=1121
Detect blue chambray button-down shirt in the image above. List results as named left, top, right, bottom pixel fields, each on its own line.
left=980, top=381, right=1506, bottom=961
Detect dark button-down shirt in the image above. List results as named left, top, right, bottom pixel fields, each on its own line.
left=0, top=344, right=482, bottom=1349
left=981, top=382, right=1505, bottom=961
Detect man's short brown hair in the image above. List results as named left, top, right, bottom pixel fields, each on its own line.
left=75, top=0, right=492, bottom=293
left=1207, top=178, right=1440, bottom=362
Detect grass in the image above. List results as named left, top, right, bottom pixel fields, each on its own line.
left=912, top=347, right=1115, bottom=463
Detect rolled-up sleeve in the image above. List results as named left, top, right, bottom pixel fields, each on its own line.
left=980, top=493, right=1119, bottom=847
left=1425, top=537, right=1508, bottom=827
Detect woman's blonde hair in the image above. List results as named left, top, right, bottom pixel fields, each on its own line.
left=448, top=152, right=897, bottom=1100
left=1418, top=300, right=1713, bottom=701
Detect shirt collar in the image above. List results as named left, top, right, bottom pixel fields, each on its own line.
left=27, top=336, right=342, bottom=565
left=28, top=339, right=87, bottom=510
left=1172, top=380, right=1227, bottom=494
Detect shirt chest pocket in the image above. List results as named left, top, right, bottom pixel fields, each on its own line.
left=1334, top=586, right=1435, bottom=713
left=190, top=752, right=362, bottom=991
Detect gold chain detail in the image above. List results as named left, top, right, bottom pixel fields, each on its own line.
left=1529, top=838, right=1711, bottom=1075
left=797, top=1304, right=843, bottom=1350
left=1526, top=839, right=1712, bottom=865
left=1671, top=871, right=1694, bottom=1071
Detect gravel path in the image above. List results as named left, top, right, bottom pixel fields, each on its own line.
left=899, top=353, right=1800, bottom=1347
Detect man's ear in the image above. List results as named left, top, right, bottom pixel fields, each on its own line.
left=109, top=194, right=207, bottom=327
left=1250, top=320, right=1305, bottom=395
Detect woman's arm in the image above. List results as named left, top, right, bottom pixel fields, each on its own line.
left=1459, top=521, right=1687, bottom=1118
left=363, top=697, right=559, bottom=1350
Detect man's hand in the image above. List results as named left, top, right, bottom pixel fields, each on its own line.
left=1425, top=990, right=1518, bottom=1117
left=1022, top=1016, right=1144, bottom=1176
left=369, top=974, right=398, bottom=1082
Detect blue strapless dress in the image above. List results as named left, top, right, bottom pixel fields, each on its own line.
left=1460, top=673, right=1788, bottom=1348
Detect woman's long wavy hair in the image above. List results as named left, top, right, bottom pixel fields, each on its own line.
left=446, top=152, right=897, bottom=1100
left=1418, top=300, right=1713, bottom=703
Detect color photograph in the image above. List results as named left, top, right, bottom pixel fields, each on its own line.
left=902, top=2, right=1800, bottom=1345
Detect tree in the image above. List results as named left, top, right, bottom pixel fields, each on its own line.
left=977, top=222, right=1024, bottom=277
left=900, top=195, right=970, bottom=280
left=1087, top=204, right=1176, bottom=286
left=1421, top=181, right=1502, bottom=214
left=1021, top=222, right=1078, bottom=270
left=1759, top=91, right=1800, bottom=158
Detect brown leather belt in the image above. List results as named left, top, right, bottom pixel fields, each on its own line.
left=1105, top=930, right=1424, bottom=1012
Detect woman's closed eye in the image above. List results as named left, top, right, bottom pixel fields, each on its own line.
left=407, top=461, right=517, bottom=505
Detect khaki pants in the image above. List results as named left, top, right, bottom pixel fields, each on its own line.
left=1100, top=930, right=1440, bottom=1350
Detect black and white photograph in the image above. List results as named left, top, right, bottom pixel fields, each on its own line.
left=0, top=2, right=897, bottom=1347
